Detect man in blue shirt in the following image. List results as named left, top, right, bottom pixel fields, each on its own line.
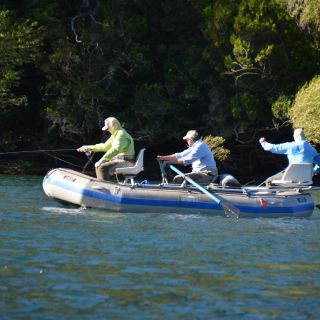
left=157, top=130, right=218, bottom=184
left=259, top=128, right=319, bottom=180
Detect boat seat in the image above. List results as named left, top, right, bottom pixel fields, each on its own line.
left=115, top=148, right=146, bottom=185
left=270, top=163, right=313, bottom=187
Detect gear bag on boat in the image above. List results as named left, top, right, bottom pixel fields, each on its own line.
left=211, top=174, right=241, bottom=187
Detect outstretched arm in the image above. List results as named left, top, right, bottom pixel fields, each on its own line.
left=259, top=137, right=293, bottom=155
left=157, top=154, right=184, bottom=166
left=77, top=145, right=92, bottom=152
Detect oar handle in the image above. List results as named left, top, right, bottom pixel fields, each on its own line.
left=157, top=160, right=167, bottom=176
left=158, top=160, right=169, bottom=184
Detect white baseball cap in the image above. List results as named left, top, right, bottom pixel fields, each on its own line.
left=102, top=117, right=121, bottom=131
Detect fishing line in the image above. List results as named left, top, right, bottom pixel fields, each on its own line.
left=82, top=152, right=95, bottom=173
left=0, top=148, right=93, bottom=170
left=45, top=152, right=84, bottom=169
left=0, top=149, right=77, bottom=155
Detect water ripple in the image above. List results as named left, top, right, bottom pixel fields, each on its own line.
left=0, top=176, right=320, bottom=319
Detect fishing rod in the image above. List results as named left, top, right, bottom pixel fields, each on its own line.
left=0, top=149, right=77, bottom=155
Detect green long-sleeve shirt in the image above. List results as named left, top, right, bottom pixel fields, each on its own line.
left=89, top=128, right=135, bottom=163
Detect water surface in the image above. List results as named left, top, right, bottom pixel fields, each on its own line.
left=1, top=175, right=320, bottom=319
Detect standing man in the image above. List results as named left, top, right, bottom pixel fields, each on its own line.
left=77, top=117, right=135, bottom=180
left=157, top=130, right=218, bottom=184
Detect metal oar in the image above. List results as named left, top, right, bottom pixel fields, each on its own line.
left=157, top=160, right=168, bottom=184
left=169, top=164, right=240, bottom=218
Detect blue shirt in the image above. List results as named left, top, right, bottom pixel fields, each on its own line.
left=175, top=139, right=217, bottom=173
left=260, top=140, right=318, bottom=164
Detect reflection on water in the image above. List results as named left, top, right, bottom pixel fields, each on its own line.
left=0, top=176, right=320, bottom=319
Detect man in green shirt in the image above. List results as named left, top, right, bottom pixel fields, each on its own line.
left=77, top=117, right=135, bottom=180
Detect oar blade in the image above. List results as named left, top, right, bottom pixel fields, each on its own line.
left=220, top=199, right=240, bottom=218
left=169, top=164, right=240, bottom=218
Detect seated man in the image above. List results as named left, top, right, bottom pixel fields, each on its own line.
left=157, top=130, right=218, bottom=185
left=259, top=128, right=318, bottom=183
left=77, top=117, right=135, bottom=180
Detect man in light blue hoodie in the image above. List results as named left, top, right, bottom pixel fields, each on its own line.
left=259, top=128, right=319, bottom=181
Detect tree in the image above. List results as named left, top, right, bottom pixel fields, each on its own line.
left=278, top=0, right=320, bottom=50
left=202, top=0, right=320, bottom=135
left=0, top=9, right=45, bottom=150
left=42, top=0, right=215, bottom=144
left=0, top=10, right=43, bottom=111
left=290, top=76, right=320, bottom=144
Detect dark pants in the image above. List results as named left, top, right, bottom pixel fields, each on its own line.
left=96, top=159, right=135, bottom=181
left=172, top=172, right=217, bottom=185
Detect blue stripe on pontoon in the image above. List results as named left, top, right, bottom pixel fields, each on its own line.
left=44, top=177, right=314, bottom=215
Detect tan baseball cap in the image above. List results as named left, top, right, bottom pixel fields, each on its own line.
left=183, top=130, right=199, bottom=141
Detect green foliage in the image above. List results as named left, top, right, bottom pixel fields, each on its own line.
left=39, top=0, right=214, bottom=143
left=0, top=0, right=319, bottom=163
left=271, top=95, right=292, bottom=120
left=278, top=0, right=320, bottom=49
left=230, top=92, right=260, bottom=123
left=0, top=10, right=44, bottom=110
left=203, top=0, right=237, bottom=71
left=203, top=0, right=320, bottom=133
left=203, top=135, right=230, bottom=162
left=290, top=76, right=320, bottom=144
left=0, top=131, right=18, bottom=151
left=299, top=0, right=320, bottom=31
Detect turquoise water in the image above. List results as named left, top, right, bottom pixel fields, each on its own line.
left=1, top=175, right=320, bottom=319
